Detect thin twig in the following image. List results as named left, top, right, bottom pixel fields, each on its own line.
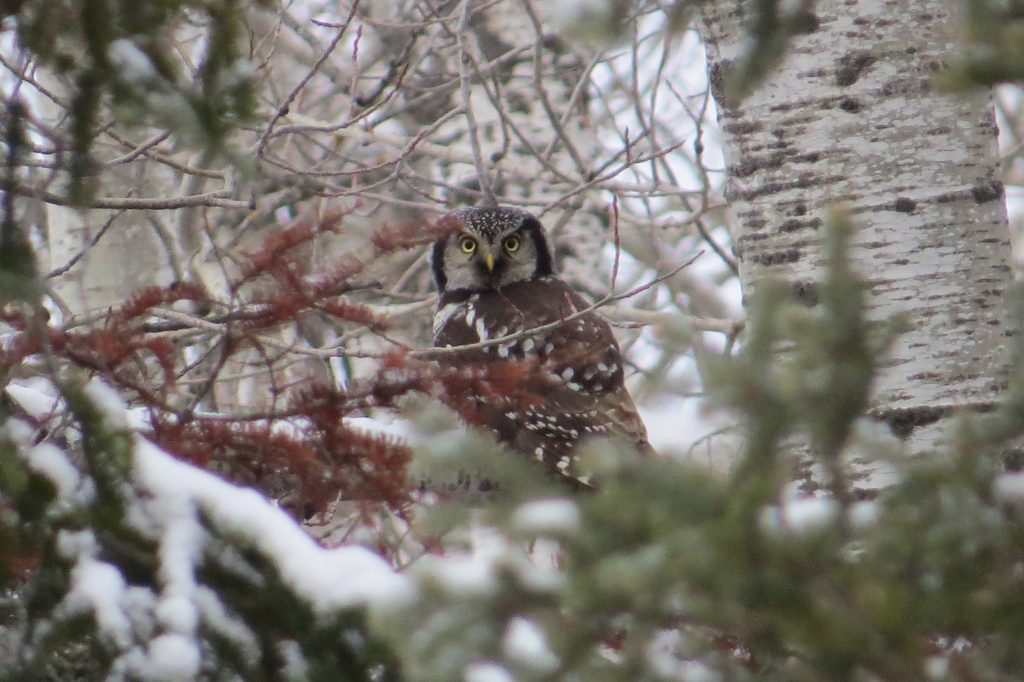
left=256, top=0, right=360, bottom=159
left=455, top=0, right=495, bottom=205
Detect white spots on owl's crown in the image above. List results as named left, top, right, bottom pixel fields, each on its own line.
left=451, top=206, right=536, bottom=241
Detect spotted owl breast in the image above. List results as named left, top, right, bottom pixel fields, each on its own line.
left=432, top=292, right=546, bottom=363
left=431, top=278, right=623, bottom=391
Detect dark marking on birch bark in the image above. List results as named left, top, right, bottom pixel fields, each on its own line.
left=894, top=197, right=916, bottom=213
left=871, top=405, right=951, bottom=439
left=791, top=280, right=818, bottom=306
left=972, top=180, right=1004, bottom=204
left=732, top=153, right=785, bottom=177
left=835, top=52, right=876, bottom=86
left=839, top=97, right=863, bottom=113
left=752, top=247, right=801, bottom=266
left=779, top=217, right=821, bottom=233
left=722, top=120, right=763, bottom=134
left=709, top=60, right=732, bottom=109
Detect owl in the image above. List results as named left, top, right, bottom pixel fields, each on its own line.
left=430, top=206, right=654, bottom=488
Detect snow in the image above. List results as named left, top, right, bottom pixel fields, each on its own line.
left=84, top=379, right=135, bottom=430
left=278, top=640, right=309, bottom=680
left=66, top=558, right=133, bottom=647
left=3, top=417, right=33, bottom=445
left=133, top=436, right=413, bottom=613
left=192, top=586, right=261, bottom=663
left=107, top=39, right=160, bottom=85
left=56, top=528, right=99, bottom=560
left=783, top=496, right=838, bottom=532
left=74, top=378, right=413, bottom=616
left=510, top=498, right=580, bottom=536
left=5, top=381, right=60, bottom=419
left=849, top=500, right=879, bottom=529
left=464, top=661, right=515, bottom=682
left=28, top=441, right=84, bottom=498
left=994, top=472, right=1024, bottom=505
left=502, top=617, right=559, bottom=673
left=760, top=493, right=839, bottom=536
left=22, top=377, right=418, bottom=676
left=410, top=525, right=567, bottom=600
left=646, top=629, right=720, bottom=682
left=39, top=377, right=416, bottom=670
left=343, top=414, right=414, bottom=440
left=143, top=633, right=201, bottom=681
left=412, top=553, right=498, bottom=597
left=156, top=594, right=199, bottom=635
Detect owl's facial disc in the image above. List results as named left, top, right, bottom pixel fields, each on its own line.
left=431, top=207, right=554, bottom=294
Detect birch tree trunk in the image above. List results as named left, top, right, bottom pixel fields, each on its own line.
left=42, top=126, right=175, bottom=317
left=699, top=1, right=1014, bottom=479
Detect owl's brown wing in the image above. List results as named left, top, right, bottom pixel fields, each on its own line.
left=506, top=288, right=654, bottom=470
left=433, top=277, right=654, bottom=484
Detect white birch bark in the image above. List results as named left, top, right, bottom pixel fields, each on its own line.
left=37, top=76, right=176, bottom=318
left=699, top=1, right=1014, bottom=474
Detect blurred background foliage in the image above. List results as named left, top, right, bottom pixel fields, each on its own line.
left=0, top=0, right=265, bottom=199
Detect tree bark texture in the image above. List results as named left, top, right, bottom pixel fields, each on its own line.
left=700, top=1, right=1015, bottom=465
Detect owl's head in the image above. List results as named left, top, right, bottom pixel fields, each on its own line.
left=431, top=207, right=554, bottom=293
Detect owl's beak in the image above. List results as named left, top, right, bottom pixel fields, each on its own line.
left=484, top=252, right=496, bottom=273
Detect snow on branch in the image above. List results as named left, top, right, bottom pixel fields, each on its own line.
left=2, top=378, right=409, bottom=679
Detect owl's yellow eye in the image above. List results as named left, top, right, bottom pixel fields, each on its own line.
left=502, top=235, right=520, bottom=253
left=459, top=236, right=477, bottom=254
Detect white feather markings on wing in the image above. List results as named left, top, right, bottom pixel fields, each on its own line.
left=475, top=316, right=490, bottom=341
left=434, top=301, right=467, bottom=336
